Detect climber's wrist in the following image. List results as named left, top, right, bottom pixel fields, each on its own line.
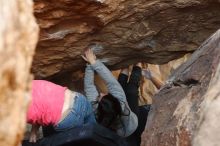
left=88, top=59, right=96, bottom=65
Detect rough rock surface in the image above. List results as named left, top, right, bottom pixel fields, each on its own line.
left=32, top=0, right=220, bottom=79
left=0, top=1, right=38, bottom=146
left=193, top=52, right=220, bottom=146
left=141, top=29, right=220, bottom=146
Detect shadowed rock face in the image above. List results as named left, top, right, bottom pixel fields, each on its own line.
left=141, top=29, right=220, bottom=146
left=32, top=0, right=220, bottom=79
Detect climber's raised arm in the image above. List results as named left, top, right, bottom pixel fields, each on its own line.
left=142, top=69, right=164, bottom=89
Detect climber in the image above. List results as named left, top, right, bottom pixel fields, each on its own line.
left=82, top=48, right=138, bottom=137
left=118, top=64, right=164, bottom=146
left=27, top=80, right=96, bottom=143
left=118, top=63, right=144, bottom=146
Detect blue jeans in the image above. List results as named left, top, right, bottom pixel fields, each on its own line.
left=54, top=92, right=96, bottom=131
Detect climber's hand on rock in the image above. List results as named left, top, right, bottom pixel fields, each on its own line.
left=136, top=62, right=142, bottom=68
left=142, top=69, right=152, bottom=79
left=81, top=48, right=96, bottom=64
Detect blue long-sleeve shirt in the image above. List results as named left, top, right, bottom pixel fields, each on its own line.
left=84, top=60, right=138, bottom=137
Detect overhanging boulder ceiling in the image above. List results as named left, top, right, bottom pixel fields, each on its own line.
left=32, top=0, right=220, bottom=78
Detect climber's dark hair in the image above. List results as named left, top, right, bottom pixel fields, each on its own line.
left=96, top=94, right=123, bottom=131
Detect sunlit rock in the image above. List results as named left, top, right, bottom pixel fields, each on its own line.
left=0, top=1, right=38, bottom=146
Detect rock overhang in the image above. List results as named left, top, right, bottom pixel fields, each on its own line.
left=31, top=0, right=220, bottom=79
